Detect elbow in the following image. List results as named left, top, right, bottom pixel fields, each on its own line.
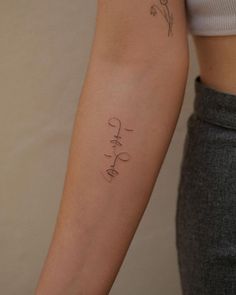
left=91, top=43, right=189, bottom=78
left=91, top=33, right=189, bottom=76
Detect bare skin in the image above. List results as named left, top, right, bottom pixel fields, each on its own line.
left=35, top=1, right=189, bottom=294
left=193, top=35, right=236, bottom=95
left=35, top=1, right=235, bottom=294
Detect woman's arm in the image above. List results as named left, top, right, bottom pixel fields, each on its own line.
left=36, top=0, right=189, bottom=294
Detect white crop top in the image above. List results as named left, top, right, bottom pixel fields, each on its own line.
left=185, top=0, right=236, bottom=36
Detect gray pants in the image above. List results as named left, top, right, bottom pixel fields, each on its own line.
left=176, top=76, right=236, bottom=295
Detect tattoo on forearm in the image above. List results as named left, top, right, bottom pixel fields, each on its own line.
left=150, top=0, right=174, bottom=37
left=101, top=117, right=134, bottom=183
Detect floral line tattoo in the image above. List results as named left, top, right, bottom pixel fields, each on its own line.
left=101, top=117, right=134, bottom=183
left=150, top=0, right=174, bottom=37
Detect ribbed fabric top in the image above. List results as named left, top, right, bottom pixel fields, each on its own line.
left=186, top=0, right=236, bottom=36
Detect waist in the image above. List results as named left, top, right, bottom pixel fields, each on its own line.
left=193, top=35, right=236, bottom=96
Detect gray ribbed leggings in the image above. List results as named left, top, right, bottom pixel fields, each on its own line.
left=176, top=76, right=236, bottom=295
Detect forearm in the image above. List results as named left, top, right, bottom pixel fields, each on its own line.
left=36, top=62, right=188, bottom=295
left=36, top=1, right=189, bottom=294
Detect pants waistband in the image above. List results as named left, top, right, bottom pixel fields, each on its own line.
left=193, top=76, right=236, bottom=130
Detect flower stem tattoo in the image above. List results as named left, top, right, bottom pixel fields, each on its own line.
left=101, top=117, right=134, bottom=183
left=150, top=0, right=174, bottom=37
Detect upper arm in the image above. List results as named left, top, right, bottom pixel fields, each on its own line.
left=91, top=0, right=189, bottom=67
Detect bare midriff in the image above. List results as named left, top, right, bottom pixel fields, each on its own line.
left=193, top=35, right=236, bottom=96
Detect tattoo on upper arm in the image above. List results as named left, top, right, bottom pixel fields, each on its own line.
left=150, top=1, right=174, bottom=37
left=101, top=117, right=134, bottom=183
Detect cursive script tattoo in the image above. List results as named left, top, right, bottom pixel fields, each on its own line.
left=150, top=0, right=174, bottom=37
left=101, top=117, right=134, bottom=183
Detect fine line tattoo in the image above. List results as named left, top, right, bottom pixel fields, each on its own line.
left=101, top=117, right=134, bottom=183
left=150, top=0, right=174, bottom=37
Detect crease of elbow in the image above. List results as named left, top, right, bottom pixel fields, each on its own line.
left=93, top=38, right=190, bottom=71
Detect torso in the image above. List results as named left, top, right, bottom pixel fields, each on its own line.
left=193, top=35, right=236, bottom=95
